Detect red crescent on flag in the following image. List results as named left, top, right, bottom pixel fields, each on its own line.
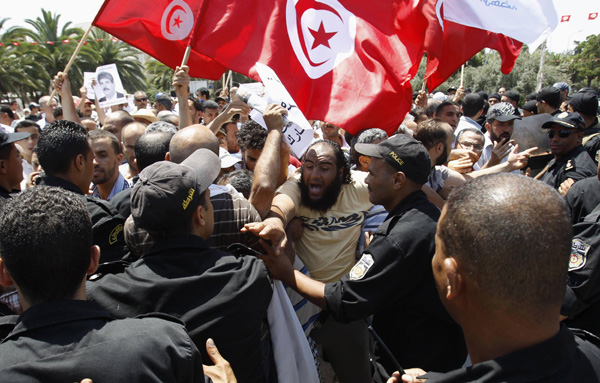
left=295, top=0, right=343, bottom=67
left=166, top=5, right=186, bottom=35
left=590, top=13, right=598, bottom=20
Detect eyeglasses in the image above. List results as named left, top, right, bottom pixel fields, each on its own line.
left=547, top=130, right=575, bottom=139
left=458, top=142, right=483, bottom=151
left=135, top=97, right=148, bottom=102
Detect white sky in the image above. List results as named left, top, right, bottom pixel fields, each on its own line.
left=1, top=0, right=598, bottom=53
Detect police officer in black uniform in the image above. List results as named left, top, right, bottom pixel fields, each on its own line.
left=258, top=135, right=467, bottom=376
left=34, top=120, right=128, bottom=263
left=569, top=90, right=600, bottom=163
left=87, top=149, right=273, bottom=383
left=539, top=112, right=597, bottom=190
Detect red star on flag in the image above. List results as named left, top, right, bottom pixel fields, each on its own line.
left=309, top=21, right=337, bottom=49
left=561, top=15, right=571, bottom=22
left=173, top=16, right=183, bottom=28
left=590, top=13, right=598, bottom=20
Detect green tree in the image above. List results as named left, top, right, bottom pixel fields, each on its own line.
left=10, top=9, right=84, bottom=94
left=78, top=28, right=146, bottom=93
left=0, top=18, right=45, bottom=101
left=146, top=59, right=173, bottom=93
left=572, top=34, right=600, bottom=88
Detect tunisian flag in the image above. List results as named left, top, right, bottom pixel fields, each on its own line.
left=101, top=0, right=428, bottom=135
left=93, top=0, right=227, bottom=80
left=422, top=1, right=522, bottom=91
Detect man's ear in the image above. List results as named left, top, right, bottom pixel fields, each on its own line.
left=165, top=152, right=171, bottom=162
left=435, top=142, right=445, bottom=156
left=87, top=245, right=101, bottom=276
left=116, top=153, right=124, bottom=164
left=391, top=171, right=406, bottom=190
left=0, top=259, right=14, bottom=287
left=193, top=204, right=206, bottom=227
left=73, top=153, right=86, bottom=172
left=358, top=155, right=370, bottom=171
left=0, top=158, right=6, bottom=174
left=443, top=257, right=462, bottom=300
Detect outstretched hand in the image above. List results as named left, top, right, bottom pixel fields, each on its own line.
left=203, top=338, right=237, bottom=383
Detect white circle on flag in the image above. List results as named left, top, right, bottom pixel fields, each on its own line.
left=161, top=0, right=194, bottom=41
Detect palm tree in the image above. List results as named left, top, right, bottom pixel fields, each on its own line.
left=79, top=28, right=147, bottom=94
left=0, top=18, right=46, bottom=101
left=146, top=59, right=174, bottom=92
left=10, top=9, right=84, bottom=94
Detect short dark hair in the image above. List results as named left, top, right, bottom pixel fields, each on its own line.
left=155, top=95, right=172, bottom=111
left=89, top=129, right=122, bottom=155
left=14, top=120, right=41, bottom=134
left=134, top=132, right=174, bottom=171
left=53, top=106, right=63, bottom=119
left=413, top=119, right=450, bottom=150
left=97, top=71, right=114, bottom=83
left=438, top=174, right=571, bottom=316
left=435, top=101, right=458, bottom=117
left=426, top=100, right=441, bottom=118
left=203, top=100, right=218, bottom=110
left=0, top=105, right=14, bottom=119
left=461, top=94, right=485, bottom=118
left=237, top=121, right=268, bottom=151
left=0, top=143, right=14, bottom=160
left=302, top=139, right=352, bottom=185
left=0, top=187, right=92, bottom=305
left=36, top=120, right=90, bottom=175
left=188, top=96, right=204, bottom=113
left=199, top=87, right=210, bottom=98
left=218, top=169, right=254, bottom=199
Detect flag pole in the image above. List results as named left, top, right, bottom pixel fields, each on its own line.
left=181, top=45, right=192, bottom=67
left=225, top=70, right=232, bottom=93
left=460, top=64, right=465, bottom=88
left=47, top=24, right=94, bottom=106
left=421, top=77, right=427, bottom=93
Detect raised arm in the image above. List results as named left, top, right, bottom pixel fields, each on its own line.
left=173, top=65, right=193, bottom=129
left=52, top=72, right=81, bottom=124
left=206, top=100, right=251, bottom=134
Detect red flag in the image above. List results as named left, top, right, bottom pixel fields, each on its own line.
left=11, top=42, right=20, bottom=46
left=181, top=0, right=430, bottom=135
left=93, top=0, right=226, bottom=80
left=45, top=41, right=54, bottom=45
left=590, top=13, right=598, bottom=20
left=423, top=3, right=522, bottom=91
left=561, top=15, right=571, bottom=22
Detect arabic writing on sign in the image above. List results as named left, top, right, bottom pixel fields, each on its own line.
left=480, top=0, right=517, bottom=11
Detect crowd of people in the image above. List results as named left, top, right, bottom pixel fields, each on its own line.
left=0, top=64, right=600, bottom=383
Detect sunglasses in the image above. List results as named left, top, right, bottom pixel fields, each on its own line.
left=135, top=97, right=148, bottom=102
left=547, top=130, right=575, bottom=139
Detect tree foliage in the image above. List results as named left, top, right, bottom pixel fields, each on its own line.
left=572, top=34, right=600, bottom=88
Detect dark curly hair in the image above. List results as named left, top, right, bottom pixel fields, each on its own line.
left=236, top=120, right=268, bottom=151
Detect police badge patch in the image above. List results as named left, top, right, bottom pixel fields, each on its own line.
left=349, top=253, right=374, bottom=280
left=570, top=239, right=590, bottom=271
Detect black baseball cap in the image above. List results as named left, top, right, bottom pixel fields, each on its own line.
left=542, top=112, right=585, bottom=131
left=522, top=100, right=538, bottom=113
left=536, top=86, right=561, bottom=105
left=486, top=102, right=521, bottom=122
left=0, top=130, right=31, bottom=148
left=355, top=134, right=431, bottom=185
left=131, top=148, right=220, bottom=236
left=488, top=92, right=501, bottom=101
left=503, top=90, right=520, bottom=103
left=569, top=92, right=598, bottom=117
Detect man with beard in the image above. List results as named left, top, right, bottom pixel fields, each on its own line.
left=251, top=135, right=468, bottom=378
left=88, top=129, right=129, bottom=201
left=476, top=102, right=521, bottom=169
left=244, top=139, right=373, bottom=383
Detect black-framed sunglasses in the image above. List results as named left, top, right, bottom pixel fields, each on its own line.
left=547, top=130, right=574, bottom=139
left=135, top=97, right=148, bottom=102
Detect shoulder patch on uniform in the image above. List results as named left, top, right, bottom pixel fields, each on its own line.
left=565, top=159, right=574, bottom=171
left=570, top=238, right=590, bottom=271
left=349, top=253, right=374, bottom=280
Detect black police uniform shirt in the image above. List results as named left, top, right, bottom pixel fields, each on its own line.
left=324, top=190, right=467, bottom=373
left=419, top=325, right=600, bottom=382
left=0, top=300, right=204, bottom=383
left=562, top=205, right=600, bottom=338
left=36, top=175, right=129, bottom=263
left=87, top=234, right=273, bottom=383
left=565, top=175, right=600, bottom=224
left=539, top=145, right=598, bottom=190
left=583, top=118, right=600, bottom=164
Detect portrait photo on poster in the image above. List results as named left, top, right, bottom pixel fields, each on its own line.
left=93, top=63, right=127, bottom=108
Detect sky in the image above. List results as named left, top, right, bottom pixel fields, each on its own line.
left=1, top=0, right=598, bottom=53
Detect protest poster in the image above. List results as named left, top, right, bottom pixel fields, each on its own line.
left=93, top=64, right=127, bottom=109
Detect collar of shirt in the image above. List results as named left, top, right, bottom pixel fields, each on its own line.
left=144, top=234, right=212, bottom=258
left=36, top=175, right=84, bottom=195
left=3, top=300, right=111, bottom=342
